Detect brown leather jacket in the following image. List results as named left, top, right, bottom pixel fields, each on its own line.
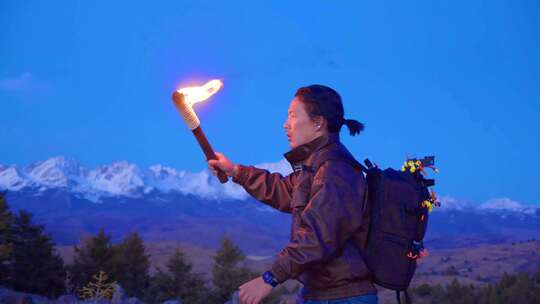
left=232, top=133, right=376, bottom=301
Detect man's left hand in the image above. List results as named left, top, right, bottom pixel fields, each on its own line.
left=239, top=276, right=273, bottom=304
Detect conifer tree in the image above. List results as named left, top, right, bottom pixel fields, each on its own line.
left=0, top=194, right=14, bottom=284
left=7, top=210, right=65, bottom=298
left=212, top=237, right=256, bottom=303
left=111, top=232, right=151, bottom=298
left=167, top=248, right=209, bottom=304
left=69, top=229, right=115, bottom=290
left=146, top=248, right=210, bottom=304
left=412, top=269, right=540, bottom=304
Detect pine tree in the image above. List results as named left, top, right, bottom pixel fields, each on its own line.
left=111, top=232, right=151, bottom=298
left=0, top=193, right=14, bottom=284
left=146, top=248, right=210, bottom=304
left=69, top=229, right=115, bottom=290
left=211, top=237, right=285, bottom=304
left=167, top=248, right=210, bottom=304
left=6, top=210, right=66, bottom=298
left=212, top=237, right=255, bottom=303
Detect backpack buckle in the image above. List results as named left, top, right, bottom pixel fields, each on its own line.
left=406, top=252, right=419, bottom=260
left=407, top=241, right=425, bottom=260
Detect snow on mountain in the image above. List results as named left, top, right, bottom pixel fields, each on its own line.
left=437, top=195, right=475, bottom=211
left=256, top=158, right=292, bottom=176
left=87, top=161, right=145, bottom=196
left=146, top=163, right=248, bottom=200
left=0, top=156, right=293, bottom=202
left=24, top=156, right=88, bottom=189
left=479, top=197, right=539, bottom=214
left=1, top=156, right=537, bottom=214
left=435, top=195, right=539, bottom=215
left=0, top=166, right=29, bottom=191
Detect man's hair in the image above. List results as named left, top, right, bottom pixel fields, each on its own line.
left=294, top=84, right=364, bottom=136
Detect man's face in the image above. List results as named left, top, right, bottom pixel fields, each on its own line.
left=283, top=98, right=319, bottom=149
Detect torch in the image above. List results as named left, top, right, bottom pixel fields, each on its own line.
left=172, top=79, right=228, bottom=183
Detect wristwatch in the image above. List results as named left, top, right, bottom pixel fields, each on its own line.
left=262, top=271, right=278, bottom=287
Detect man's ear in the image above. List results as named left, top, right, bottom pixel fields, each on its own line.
left=313, top=116, right=327, bottom=131
left=312, top=117, right=321, bottom=128
left=316, top=116, right=327, bottom=128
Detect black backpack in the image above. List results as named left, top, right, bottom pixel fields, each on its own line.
left=314, top=152, right=439, bottom=304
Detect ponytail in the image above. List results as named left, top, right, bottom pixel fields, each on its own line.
left=343, top=119, right=365, bottom=136
left=294, top=85, right=365, bottom=136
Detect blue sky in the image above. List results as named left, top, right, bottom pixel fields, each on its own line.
left=1, top=1, right=539, bottom=205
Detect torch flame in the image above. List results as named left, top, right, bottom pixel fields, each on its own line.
left=177, top=79, right=223, bottom=106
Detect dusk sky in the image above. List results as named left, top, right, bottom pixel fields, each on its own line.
left=1, top=1, right=539, bottom=205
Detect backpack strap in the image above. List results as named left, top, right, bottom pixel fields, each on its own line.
left=310, top=150, right=370, bottom=214
left=310, top=148, right=372, bottom=246
left=396, top=289, right=412, bottom=304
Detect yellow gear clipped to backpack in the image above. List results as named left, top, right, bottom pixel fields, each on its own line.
left=421, top=190, right=441, bottom=214
left=402, top=156, right=441, bottom=214
left=422, top=200, right=433, bottom=213
left=402, top=156, right=439, bottom=176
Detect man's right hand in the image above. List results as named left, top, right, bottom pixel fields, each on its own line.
left=208, top=151, right=238, bottom=177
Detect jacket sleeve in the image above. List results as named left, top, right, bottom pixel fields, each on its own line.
left=268, top=161, right=367, bottom=283
left=232, top=164, right=295, bottom=213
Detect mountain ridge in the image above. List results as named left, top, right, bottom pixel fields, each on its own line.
left=1, top=156, right=537, bottom=213
left=1, top=156, right=539, bottom=255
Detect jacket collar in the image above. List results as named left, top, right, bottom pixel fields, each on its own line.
left=283, top=133, right=340, bottom=171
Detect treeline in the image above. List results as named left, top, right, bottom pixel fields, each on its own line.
left=0, top=194, right=65, bottom=298
left=411, top=271, right=540, bottom=304
left=0, top=194, right=285, bottom=303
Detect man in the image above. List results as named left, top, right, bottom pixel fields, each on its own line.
left=209, top=85, right=377, bottom=304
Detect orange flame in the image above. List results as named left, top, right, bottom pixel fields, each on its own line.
left=177, top=79, right=223, bottom=107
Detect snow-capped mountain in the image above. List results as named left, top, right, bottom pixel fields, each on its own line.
left=0, top=156, right=292, bottom=202
left=24, top=156, right=88, bottom=188
left=0, top=157, right=539, bottom=251
left=437, top=195, right=539, bottom=215
left=1, top=156, right=538, bottom=215
left=479, top=198, right=539, bottom=214
left=0, top=165, right=30, bottom=191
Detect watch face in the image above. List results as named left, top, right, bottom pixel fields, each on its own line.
left=263, top=271, right=276, bottom=286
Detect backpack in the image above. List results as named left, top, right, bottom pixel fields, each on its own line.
left=313, top=151, right=439, bottom=304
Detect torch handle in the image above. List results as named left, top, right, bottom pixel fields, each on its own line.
left=192, top=126, right=228, bottom=184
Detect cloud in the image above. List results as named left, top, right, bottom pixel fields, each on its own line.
left=0, top=72, right=46, bottom=92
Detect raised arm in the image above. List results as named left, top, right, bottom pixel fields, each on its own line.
left=208, top=152, right=295, bottom=213
left=232, top=164, right=295, bottom=213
